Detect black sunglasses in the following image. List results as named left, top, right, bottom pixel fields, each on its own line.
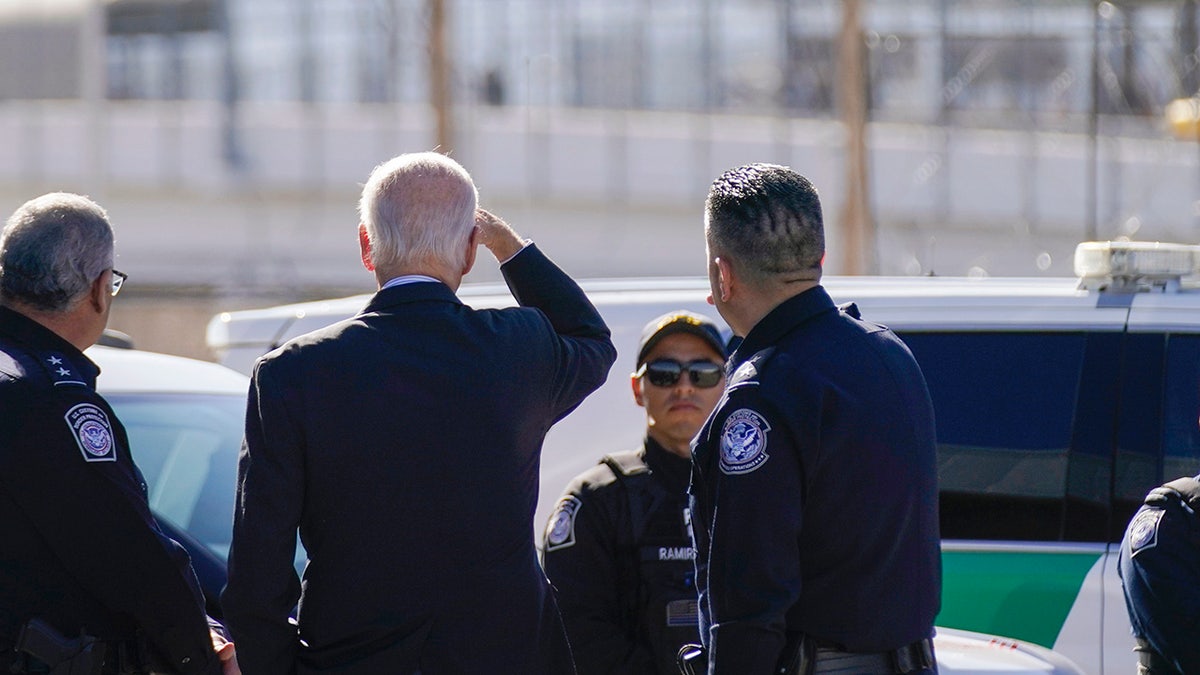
left=635, top=359, right=724, bottom=389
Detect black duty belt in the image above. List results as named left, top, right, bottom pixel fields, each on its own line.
left=790, top=637, right=935, bottom=675
left=0, top=640, right=141, bottom=675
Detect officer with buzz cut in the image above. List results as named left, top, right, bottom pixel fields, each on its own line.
left=687, top=164, right=940, bottom=674
left=1118, top=473, right=1200, bottom=675
left=543, top=310, right=729, bottom=674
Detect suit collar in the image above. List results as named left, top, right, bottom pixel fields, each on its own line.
left=360, top=281, right=462, bottom=315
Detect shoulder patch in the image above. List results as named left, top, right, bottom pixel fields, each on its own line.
left=1127, top=507, right=1163, bottom=555
left=65, top=403, right=116, bottom=463
left=719, top=408, right=771, bottom=475
left=545, top=495, right=582, bottom=551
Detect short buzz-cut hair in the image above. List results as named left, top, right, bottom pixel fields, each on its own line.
left=0, top=192, right=114, bottom=312
left=357, top=151, right=479, bottom=273
left=704, top=163, right=824, bottom=284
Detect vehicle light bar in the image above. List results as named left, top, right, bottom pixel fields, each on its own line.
left=1075, top=241, right=1200, bottom=291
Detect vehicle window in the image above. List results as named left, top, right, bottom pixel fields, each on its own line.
left=1112, top=333, right=1166, bottom=541
left=1162, top=335, right=1200, bottom=480
left=899, top=332, right=1116, bottom=542
left=106, top=393, right=244, bottom=559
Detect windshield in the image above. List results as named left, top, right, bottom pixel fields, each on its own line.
left=106, top=393, right=244, bottom=560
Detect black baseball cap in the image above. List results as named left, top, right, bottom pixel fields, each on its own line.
left=636, top=311, right=728, bottom=366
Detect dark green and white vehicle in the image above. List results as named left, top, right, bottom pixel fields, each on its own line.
left=209, top=241, right=1200, bottom=674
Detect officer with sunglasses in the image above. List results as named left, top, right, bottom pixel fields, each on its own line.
left=687, top=164, right=940, bottom=675
left=543, top=311, right=729, bottom=674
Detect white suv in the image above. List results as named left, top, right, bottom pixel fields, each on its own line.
left=89, top=344, right=1084, bottom=674
left=207, top=241, right=1200, bottom=675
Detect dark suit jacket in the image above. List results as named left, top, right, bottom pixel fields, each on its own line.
left=222, top=245, right=616, bottom=674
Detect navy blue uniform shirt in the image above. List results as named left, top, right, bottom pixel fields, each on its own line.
left=223, top=244, right=616, bottom=674
left=1118, top=475, right=1200, bottom=674
left=0, top=306, right=220, bottom=674
left=542, top=437, right=699, bottom=674
left=688, top=286, right=941, bottom=674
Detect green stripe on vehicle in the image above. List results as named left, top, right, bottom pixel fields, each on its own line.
left=937, top=547, right=1102, bottom=648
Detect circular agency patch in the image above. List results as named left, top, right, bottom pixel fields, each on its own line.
left=720, top=408, right=771, bottom=475
left=65, top=403, right=116, bottom=463
left=545, top=495, right=582, bottom=551
left=1127, top=507, right=1163, bottom=555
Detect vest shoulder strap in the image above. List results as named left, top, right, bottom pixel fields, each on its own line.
left=601, top=450, right=650, bottom=478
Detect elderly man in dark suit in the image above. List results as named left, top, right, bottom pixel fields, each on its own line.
left=222, top=151, right=617, bottom=674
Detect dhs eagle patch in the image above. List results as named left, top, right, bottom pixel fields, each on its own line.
left=545, top=496, right=582, bottom=551
left=720, top=408, right=771, bottom=475
left=1127, top=507, right=1163, bottom=555
left=65, top=403, right=116, bottom=463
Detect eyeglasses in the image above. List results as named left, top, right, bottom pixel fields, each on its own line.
left=635, top=359, right=724, bottom=389
left=110, top=269, right=127, bottom=297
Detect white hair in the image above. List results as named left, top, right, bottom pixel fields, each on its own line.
left=357, top=152, right=479, bottom=272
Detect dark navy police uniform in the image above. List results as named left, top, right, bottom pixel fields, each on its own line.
left=1118, top=474, right=1200, bottom=675
left=0, top=307, right=221, bottom=674
left=689, top=286, right=941, bottom=675
left=543, top=437, right=699, bottom=674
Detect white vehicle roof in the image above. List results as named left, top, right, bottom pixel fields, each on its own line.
left=208, top=272, right=1200, bottom=375
left=87, top=344, right=248, bottom=395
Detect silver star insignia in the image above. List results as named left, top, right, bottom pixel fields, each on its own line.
left=56, top=367, right=71, bottom=377
left=47, top=356, right=63, bottom=365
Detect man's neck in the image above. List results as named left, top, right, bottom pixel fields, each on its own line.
left=733, top=278, right=819, bottom=337
left=375, top=264, right=462, bottom=292
left=0, top=300, right=95, bottom=352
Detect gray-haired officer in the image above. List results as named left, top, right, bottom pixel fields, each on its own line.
left=544, top=311, right=728, bottom=674
left=1118, top=473, right=1200, bottom=674
left=0, top=193, right=236, bottom=674
left=687, top=164, right=940, bottom=674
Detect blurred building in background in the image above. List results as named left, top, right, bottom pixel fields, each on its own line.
left=2, top=0, right=1200, bottom=355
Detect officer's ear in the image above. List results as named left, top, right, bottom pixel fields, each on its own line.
left=631, top=371, right=647, bottom=408
left=88, top=270, right=109, bottom=313
left=714, top=256, right=734, bottom=304
left=358, top=224, right=375, bottom=272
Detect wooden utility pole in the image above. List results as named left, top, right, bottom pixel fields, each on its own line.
left=837, top=0, right=874, bottom=274
left=429, top=0, right=453, bottom=153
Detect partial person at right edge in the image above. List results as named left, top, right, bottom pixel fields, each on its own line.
left=686, top=163, right=941, bottom=674
left=1118, top=472, right=1200, bottom=675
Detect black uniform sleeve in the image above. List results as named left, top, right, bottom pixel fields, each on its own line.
left=1121, top=505, right=1200, bottom=673
left=698, top=390, right=802, bottom=675
left=0, top=394, right=220, bottom=674
left=222, top=359, right=305, bottom=673
left=500, top=244, right=617, bottom=421
left=542, top=490, right=656, bottom=674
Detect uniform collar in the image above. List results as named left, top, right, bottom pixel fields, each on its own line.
left=644, top=435, right=692, bottom=493
left=728, top=285, right=836, bottom=372
left=0, top=305, right=101, bottom=386
left=359, top=280, right=463, bottom=315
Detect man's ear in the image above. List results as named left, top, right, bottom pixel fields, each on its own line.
left=461, top=227, right=478, bottom=275
left=631, top=373, right=646, bottom=408
left=715, top=256, right=734, bottom=303
left=358, top=224, right=375, bottom=272
left=89, top=271, right=109, bottom=312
